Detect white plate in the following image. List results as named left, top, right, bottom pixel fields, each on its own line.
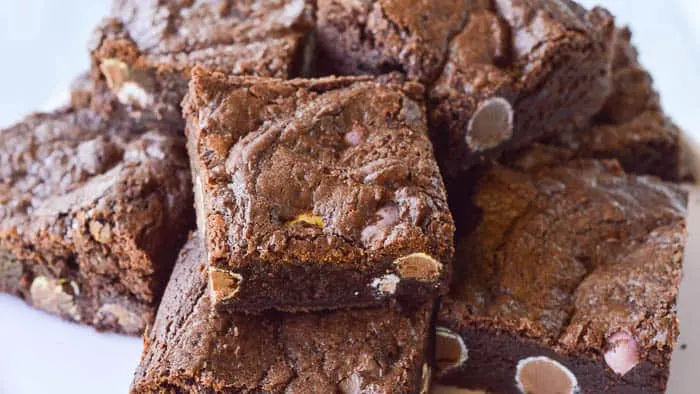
left=0, top=1, right=699, bottom=393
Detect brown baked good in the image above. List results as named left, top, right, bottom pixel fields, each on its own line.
left=435, top=159, right=687, bottom=393
left=89, top=0, right=315, bottom=128
left=543, top=27, right=685, bottom=181
left=131, top=235, right=433, bottom=393
left=183, top=68, right=455, bottom=313
left=0, top=104, right=193, bottom=335
left=316, top=0, right=615, bottom=175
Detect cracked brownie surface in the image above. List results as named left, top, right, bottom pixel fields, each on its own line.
left=90, top=0, right=315, bottom=128
left=0, top=104, right=193, bottom=335
left=436, top=159, right=687, bottom=393
left=317, top=0, right=615, bottom=175
left=131, top=236, right=433, bottom=394
left=183, top=68, right=454, bottom=313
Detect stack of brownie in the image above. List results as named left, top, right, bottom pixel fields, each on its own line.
left=0, top=0, right=693, bottom=393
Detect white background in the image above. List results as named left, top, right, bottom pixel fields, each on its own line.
left=0, top=1, right=699, bottom=393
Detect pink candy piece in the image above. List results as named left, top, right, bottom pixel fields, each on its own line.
left=604, top=332, right=640, bottom=376
left=361, top=205, right=400, bottom=245
left=344, top=128, right=364, bottom=146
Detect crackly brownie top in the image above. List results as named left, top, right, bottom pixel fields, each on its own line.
left=0, top=108, right=183, bottom=223
left=445, top=159, right=687, bottom=355
left=317, top=0, right=469, bottom=83
left=92, top=0, right=313, bottom=76
left=133, top=237, right=431, bottom=393
left=432, top=0, right=613, bottom=95
left=0, top=107, right=191, bottom=301
left=318, top=0, right=613, bottom=86
left=183, top=68, right=454, bottom=270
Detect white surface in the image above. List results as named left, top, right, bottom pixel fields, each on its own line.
left=0, top=1, right=699, bottom=394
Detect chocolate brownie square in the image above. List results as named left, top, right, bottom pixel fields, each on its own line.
left=131, top=235, right=433, bottom=393
left=434, top=160, right=687, bottom=393
left=317, top=0, right=615, bottom=175
left=430, top=0, right=616, bottom=175
left=183, top=68, right=455, bottom=313
left=0, top=105, right=193, bottom=335
left=543, top=27, right=686, bottom=181
left=90, top=0, right=315, bottom=128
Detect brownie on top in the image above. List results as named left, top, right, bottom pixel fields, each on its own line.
left=183, top=67, right=455, bottom=313
left=131, top=235, right=433, bottom=393
left=435, top=159, right=687, bottom=393
left=317, top=0, right=615, bottom=175
left=0, top=101, right=193, bottom=335
left=90, top=0, right=315, bottom=127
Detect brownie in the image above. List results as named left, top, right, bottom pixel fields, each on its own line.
left=183, top=68, right=455, bottom=313
left=542, top=27, right=686, bottom=181
left=89, top=0, right=315, bottom=128
left=0, top=105, right=193, bottom=335
left=317, top=0, right=615, bottom=175
left=434, top=160, right=687, bottom=393
left=131, top=235, right=433, bottom=393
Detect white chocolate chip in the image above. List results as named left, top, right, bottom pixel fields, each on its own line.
left=435, top=327, right=469, bottom=375
left=100, top=58, right=153, bottom=108
left=194, top=174, right=207, bottom=241
left=466, top=97, right=514, bottom=152
left=370, top=274, right=400, bottom=296
left=604, top=332, right=640, bottom=376
left=393, top=253, right=442, bottom=281
left=338, top=373, right=362, bottom=394
left=100, top=58, right=129, bottom=90
left=515, top=356, right=579, bottom=394
left=117, top=81, right=153, bottom=108
left=29, top=276, right=81, bottom=321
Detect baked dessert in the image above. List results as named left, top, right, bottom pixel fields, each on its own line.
left=183, top=68, right=455, bottom=313
left=544, top=27, right=686, bottom=181
left=435, top=159, right=687, bottom=393
left=316, top=0, right=615, bottom=175
left=89, top=0, right=315, bottom=128
left=131, top=235, right=433, bottom=393
left=0, top=104, right=193, bottom=335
